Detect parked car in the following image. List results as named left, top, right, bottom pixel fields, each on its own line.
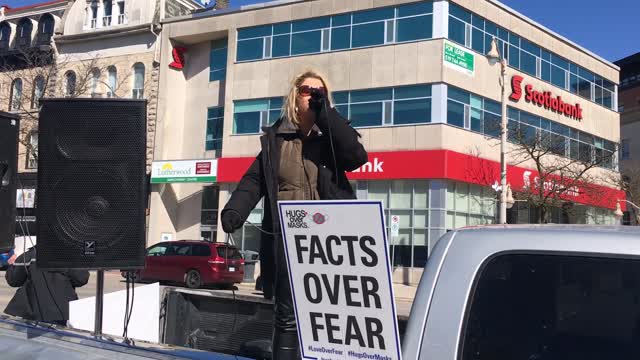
left=402, top=225, right=640, bottom=359
left=0, top=249, right=14, bottom=270
left=122, top=241, right=244, bottom=289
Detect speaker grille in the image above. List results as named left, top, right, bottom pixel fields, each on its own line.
left=0, top=112, right=19, bottom=253
left=37, top=99, right=146, bottom=269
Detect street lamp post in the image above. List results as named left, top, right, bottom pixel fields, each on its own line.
left=487, top=37, right=508, bottom=224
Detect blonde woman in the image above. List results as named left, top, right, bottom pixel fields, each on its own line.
left=221, top=70, right=367, bottom=359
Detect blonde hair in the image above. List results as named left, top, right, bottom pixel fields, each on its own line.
left=281, top=69, right=334, bottom=126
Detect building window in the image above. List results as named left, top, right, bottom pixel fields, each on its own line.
left=17, top=19, right=32, bottom=47
left=360, top=180, right=433, bottom=267
left=107, top=66, right=117, bottom=97
left=447, top=3, right=616, bottom=111
left=37, top=14, right=54, bottom=45
left=90, top=68, right=100, bottom=97
left=200, top=185, right=219, bottom=242
left=103, top=0, right=113, bottom=27
left=65, top=71, right=76, bottom=97
left=461, top=254, right=640, bottom=360
left=206, top=106, right=224, bottom=151
left=0, top=22, right=10, bottom=49
left=621, top=139, right=631, bottom=160
left=117, top=0, right=126, bottom=24
left=334, top=84, right=432, bottom=128
left=231, top=197, right=264, bottom=254
left=210, top=38, right=228, bottom=82
left=10, top=78, right=23, bottom=111
left=233, top=97, right=283, bottom=134
left=132, top=63, right=144, bottom=99
left=446, top=85, right=617, bottom=170
left=236, top=2, right=433, bottom=62
left=26, top=131, right=38, bottom=169
left=31, top=76, right=45, bottom=109
left=446, top=181, right=496, bottom=230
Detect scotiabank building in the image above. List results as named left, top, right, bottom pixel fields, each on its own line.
left=151, top=0, right=623, bottom=277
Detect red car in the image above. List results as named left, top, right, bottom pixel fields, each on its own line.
left=126, top=241, right=245, bottom=289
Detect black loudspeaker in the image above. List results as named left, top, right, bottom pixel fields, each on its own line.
left=36, top=99, right=147, bottom=269
left=0, top=112, right=20, bottom=253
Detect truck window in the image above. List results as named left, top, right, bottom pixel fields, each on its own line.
left=460, top=254, right=640, bottom=360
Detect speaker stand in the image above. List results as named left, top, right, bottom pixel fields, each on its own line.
left=93, top=270, right=105, bottom=337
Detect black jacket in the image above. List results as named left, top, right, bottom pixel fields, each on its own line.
left=222, top=107, right=368, bottom=299
left=4, top=247, right=90, bottom=323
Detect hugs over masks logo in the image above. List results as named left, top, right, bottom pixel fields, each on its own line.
left=284, top=210, right=329, bottom=228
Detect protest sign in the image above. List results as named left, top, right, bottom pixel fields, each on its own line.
left=278, top=200, right=401, bottom=360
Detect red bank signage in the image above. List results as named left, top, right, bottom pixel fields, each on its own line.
left=217, top=150, right=624, bottom=210
left=510, top=75, right=583, bottom=121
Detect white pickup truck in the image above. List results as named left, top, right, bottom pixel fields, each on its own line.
left=401, top=225, right=640, bottom=360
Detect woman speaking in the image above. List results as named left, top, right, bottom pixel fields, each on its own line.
left=221, top=69, right=368, bottom=359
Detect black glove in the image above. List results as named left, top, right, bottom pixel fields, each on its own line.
left=221, top=209, right=243, bottom=233
left=308, top=91, right=330, bottom=130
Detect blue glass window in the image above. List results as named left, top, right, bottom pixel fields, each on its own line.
left=350, top=103, right=383, bottom=127
left=352, top=22, right=385, bottom=48
left=395, top=84, right=431, bottom=99
left=484, top=112, right=500, bottom=137
left=238, top=25, right=271, bottom=40
left=471, top=27, right=484, bottom=53
left=447, top=100, right=465, bottom=128
left=333, top=92, right=349, bottom=104
left=470, top=107, right=482, bottom=132
left=234, top=112, right=261, bottom=134
left=449, top=3, right=471, bottom=22
left=272, top=34, right=290, bottom=57
left=331, top=26, right=350, bottom=50
left=484, top=99, right=501, bottom=114
left=520, top=51, right=536, bottom=76
left=508, top=45, right=519, bottom=69
left=551, top=65, right=566, bottom=89
left=394, top=99, right=430, bottom=125
left=397, top=2, right=433, bottom=17
left=397, top=15, right=432, bottom=42
left=332, top=14, right=351, bottom=26
left=206, top=106, right=224, bottom=151
left=209, top=39, right=228, bottom=82
left=352, top=7, right=394, bottom=24
left=237, top=38, right=263, bottom=61
left=273, top=22, right=291, bottom=35
left=292, top=17, right=329, bottom=32
left=578, top=78, right=591, bottom=99
left=351, top=88, right=392, bottom=103
left=541, top=60, right=551, bottom=82
left=448, top=17, right=466, bottom=45
left=291, top=31, right=321, bottom=55
left=448, top=86, right=469, bottom=104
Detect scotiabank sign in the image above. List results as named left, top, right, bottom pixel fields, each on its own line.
left=510, top=75, right=583, bottom=121
left=217, top=150, right=624, bottom=210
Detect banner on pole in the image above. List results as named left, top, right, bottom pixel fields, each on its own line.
left=278, top=200, right=402, bottom=360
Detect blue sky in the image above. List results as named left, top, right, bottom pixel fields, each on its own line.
left=4, top=0, right=637, bottom=61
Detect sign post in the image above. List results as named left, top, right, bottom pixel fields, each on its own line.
left=278, top=200, right=402, bottom=360
left=390, top=215, right=400, bottom=268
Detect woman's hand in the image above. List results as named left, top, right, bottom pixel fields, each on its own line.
left=221, top=210, right=244, bottom=233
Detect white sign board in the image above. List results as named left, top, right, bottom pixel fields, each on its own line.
left=278, top=200, right=402, bottom=360
left=390, top=215, right=400, bottom=237
left=150, top=159, right=217, bottom=183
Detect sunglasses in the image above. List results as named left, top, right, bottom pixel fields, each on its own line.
left=297, top=85, right=326, bottom=96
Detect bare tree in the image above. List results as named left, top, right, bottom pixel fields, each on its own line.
left=0, top=48, right=141, bottom=165
left=503, top=122, right=616, bottom=224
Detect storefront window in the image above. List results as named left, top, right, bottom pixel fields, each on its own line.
left=446, top=182, right=496, bottom=230
left=354, top=180, right=439, bottom=268
left=200, top=186, right=219, bottom=242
